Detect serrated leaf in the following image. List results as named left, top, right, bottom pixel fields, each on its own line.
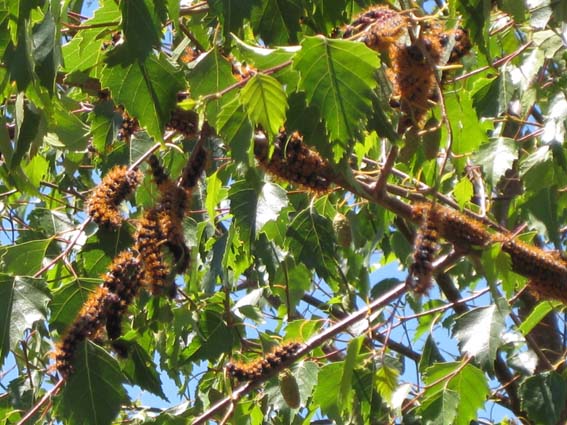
left=520, top=372, right=567, bottom=425
left=101, top=52, right=184, bottom=139
left=208, top=0, right=255, bottom=36
left=312, top=362, right=342, bottom=420
left=541, top=92, right=567, bottom=145
left=473, top=137, right=517, bottom=187
left=453, top=177, right=473, bottom=209
left=420, top=388, right=459, bottom=425
left=376, top=364, right=399, bottom=406
left=421, top=362, right=489, bottom=425
left=293, top=36, right=379, bottom=160
left=240, top=73, right=287, bottom=139
left=286, top=204, right=337, bottom=279
left=256, top=182, right=288, bottom=233
left=445, top=91, right=488, bottom=156
left=0, top=275, right=49, bottom=367
left=205, top=171, right=227, bottom=225
left=453, top=297, right=510, bottom=373
left=122, top=340, right=167, bottom=400
left=54, top=341, right=128, bottom=425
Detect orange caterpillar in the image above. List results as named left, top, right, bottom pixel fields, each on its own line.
left=135, top=208, right=170, bottom=295
left=87, top=165, right=142, bottom=228
left=407, top=207, right=439, bottom=293
left=411, top=203, right=493, bottom=248
left=226, top=342, right=302, bottom=382
left=254, top=130, right=335, bottom=192
left=101, top=251, right=141, bottom=341
left=343, top=6, right=408, bottom=51
left=117, top=109, right=139, bottom=142
left=54, top=287, right=119, bottom=377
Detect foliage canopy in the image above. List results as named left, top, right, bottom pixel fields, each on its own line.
left=2, top=1, right=567, bottom=424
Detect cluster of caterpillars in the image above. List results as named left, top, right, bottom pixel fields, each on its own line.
left=226, top=342, right=302, bottom=382
left=408, top=202, right=567, bottom=304
left=342, top=5, right=471, bottom=132
left=54, top=128, right=209, bottom=378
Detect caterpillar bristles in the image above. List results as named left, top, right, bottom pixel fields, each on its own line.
left=87, top=165, right=142, bottom=228
left=526, top=278, right=567, bottom=305
left=180, top=144, right=208, bottom=191
left=407, top=207, right=439, bottom=294
left=135, top=208, right=170, bottom=295
left=226, top=342, right=303, bottom=382
left=343, top=6, right=407, bottom=51
left=166, top=108, right=198, bottom=138
left=117, top=109, right=139, bottom=142
left=54, top=287, right=119, bottom=377
left=254, top=130, right=334, bottom=192
left=148, top=154, right=170, bottom=187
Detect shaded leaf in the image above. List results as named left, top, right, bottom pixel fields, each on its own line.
left=250, top=0, right=303, bottom=45
left=420, top=388, right=459, bottom=425
left=0, top=275, right=49, bottom=367
left=520, top=372, right=567, bottom=425
left=217, top=96, right=253, bottom=164
left=0, top=239, right=51, bottom=275
left=101, top=52, right=184, bottom=139
left=293, top=36, right=379, bottom=160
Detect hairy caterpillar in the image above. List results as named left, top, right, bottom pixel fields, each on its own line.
left=344, top=6, right=408, bottom=52
left=180, top=144, right=208, bottom=191
left=254, top=131, right=334, bottom=192
left=54, top=287, right=119, bottom=377
left=407, top=207, right=439, bottom=293
left=148, top=154, right=169, bottom=187
left=226, top=342, right=303, bottom=382
left=87, top=165, right=142, bottom=228
left=411, top=203, right=493, bottom=248
left=526, top=278, right=567, bottom=305
left=117, top=109, right=139, bottom=142
left=166, top=108, right=198, bottom=138
left=135, top=208, right=170, bottom=295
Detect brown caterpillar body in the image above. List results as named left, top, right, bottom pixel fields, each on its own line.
left=135, top=208, right=170, bottom=294
left=226, top=342, right=302, bottom=382
left=180, top=144, right=208, bottom=191
left=102, top=251, right=141, bottom=341
left=148, top=154, right=170, bottom=187
left=117, top=110, right=139, bottom=142
left=411, top=203, right=492, bottom=248
left=166, top=108, right=198, bottom=138
left=407, top=208, right=439, bottom=293
left=526, top=278, right=567, bottom=305
left=54, top=287, right=119, bottom=377
left=344, top=6, right=408, bottom=51
left=87, top=166, right=142, bottom=228
left=254, top=131, right=334, bottom=192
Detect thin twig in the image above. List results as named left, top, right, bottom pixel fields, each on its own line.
left=16, top=378, right=65, bottom=425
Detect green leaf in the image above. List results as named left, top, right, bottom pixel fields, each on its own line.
left=0, top=275, right=49, bottom=367
left=520, top=372, right=567, bottom=425
left=120, top=0, right=162, bottom=58
left=186, top=49, right=237, bottom=127
left=49, top=278, right=101, bottom=332
left=122, top=339, right=167, bottom=400
left=250, top=0, right=302, bottom=45
left=445, top=91, right=488, bottom=156
left=208, top=0, right=255, bottom=37
left=229, top=178, right=260, bottom=244
left=420, top=388, right=460, bottom=425
left=256, top=182, right=288, bottom=233
left=312, top=362, right=342, bottom=420
left=101, top=52, right=184, bottom=139
left=338, top=336, right=362, bottom=409
left=293, top=36, right=379, bottom=161
left=0, top=239, right=51, bottom=275
left=453, top=177, right=473, bottom=209
left=420, top=362, right=489, bottom=425
left=452, top=298, right=510, bottom=373
left=286, top=203, right=337, bottom=279
left=32, top=11, right=59, bottom=94
left=205, top=171, right=228, bottom=225
left=376, top=364, right=399, bottom=406
left=46, top=103, right=90, bottom=151
left=518, top=301, right=561, bottom=336
left=54, top=341, right=128, bottom=425
left=473, top=137, right=517, bottom=187
left=217, top=96, right=253, bottom=164
left=240, top=73, right=288, bottom=139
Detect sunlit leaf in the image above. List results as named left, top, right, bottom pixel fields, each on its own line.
left=520, top=372, right=567, bottom=425
left=293, top=36, right=379, bottom=160
left=473, top=137, right=517, bottom=187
